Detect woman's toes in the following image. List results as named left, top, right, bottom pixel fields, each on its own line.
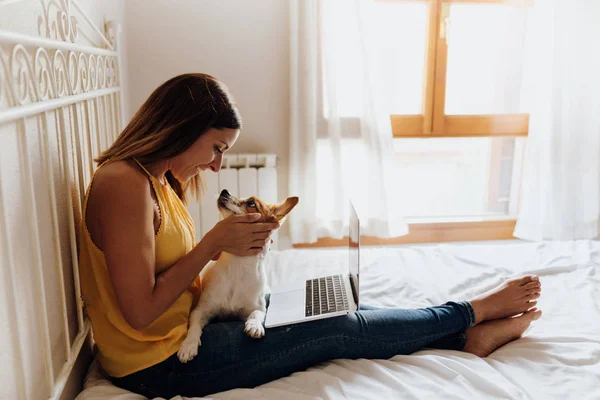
left=516, top=300, right=537, bottom=314
left=516, top=301, right=538, bottom=314
left=525, top=307, right=542, bottom=321
left=525, top=292, right=541, bottom=300
left=523, top=281, right=541, bottom=290
left=471, top=274, right=544, bottom=323
left=518, top=275, right=539, bottom=286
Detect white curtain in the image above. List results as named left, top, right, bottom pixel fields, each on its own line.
left=515, top=0, right=600, bottom=241
left=289, top=0, right=408, bottom=244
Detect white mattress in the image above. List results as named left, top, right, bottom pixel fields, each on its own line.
left=77, top=240, right=600, bottom=400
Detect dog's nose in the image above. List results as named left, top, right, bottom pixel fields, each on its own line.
left=220, top=189, right=230, bottom=198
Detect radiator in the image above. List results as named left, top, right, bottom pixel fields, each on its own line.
left=187, top=153, right=280, bottom=249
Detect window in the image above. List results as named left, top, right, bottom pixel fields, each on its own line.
left=391, top=137, right=525, bottom=220
left=368, top=0, right=534, bottom=138
left=317, top=0, right=534, bottom=244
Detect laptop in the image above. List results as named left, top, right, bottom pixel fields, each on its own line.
left=265, top=201, right=360, bottom=328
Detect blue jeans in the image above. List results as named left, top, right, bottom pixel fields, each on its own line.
left=110, top=301, right=475, bottom=398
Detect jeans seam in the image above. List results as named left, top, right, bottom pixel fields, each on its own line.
left=138, top=383, right=164, bottom=399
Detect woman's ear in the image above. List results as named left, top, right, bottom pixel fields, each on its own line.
left=273, top=197, right=299, bottom=223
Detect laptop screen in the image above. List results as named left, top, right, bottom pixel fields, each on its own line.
left=349, top=201, right=360, bottom=306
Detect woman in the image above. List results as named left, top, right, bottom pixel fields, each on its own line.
left=80, top=73, right=542, bottom=398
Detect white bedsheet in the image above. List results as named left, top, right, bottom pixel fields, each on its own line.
left=77, top=240, right=600, bottom=400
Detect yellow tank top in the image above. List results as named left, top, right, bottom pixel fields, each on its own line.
left=79, top=159, right=201, bottom=377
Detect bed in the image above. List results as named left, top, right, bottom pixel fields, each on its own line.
left=77, top=240, right=600, bottom=400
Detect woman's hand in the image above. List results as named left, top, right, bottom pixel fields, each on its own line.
left=206, top=213, right=280, bottom=256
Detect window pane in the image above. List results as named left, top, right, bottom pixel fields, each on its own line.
left=330, top=2, right=427, bottom=117
left=374, top=2, right=427, bottom=115
left=445, top=4, right=532, bottom=115
left=316, top=138, right=525, bottom=221
left=390, top=137, right=525, bottom=218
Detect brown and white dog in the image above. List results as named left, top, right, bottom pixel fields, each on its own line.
left=177, top=189, right=298, bottom=363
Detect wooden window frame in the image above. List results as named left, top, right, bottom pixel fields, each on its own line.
left=294, top=220, right=517, bottom=248
left=389, top=0, right=533, bottom=138
left=296, top=0, right=532, bottom=248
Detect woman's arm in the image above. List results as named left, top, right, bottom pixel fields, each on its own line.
left=91, top=164, right=278, bottom=330
left=92, top=168, right=210, bottom=329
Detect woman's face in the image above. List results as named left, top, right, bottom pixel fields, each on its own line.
left=169, top=128, right=240, bottom=183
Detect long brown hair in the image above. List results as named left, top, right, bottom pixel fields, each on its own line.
left=97, top=73, right=242, bottom=203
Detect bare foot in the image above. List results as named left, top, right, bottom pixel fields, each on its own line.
left=469, top=275, right=541, bottom=324
left=463, top=308, right=542, bottom=357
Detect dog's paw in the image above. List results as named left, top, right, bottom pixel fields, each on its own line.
left=177, top=336, right=201, bottom=363
left=244, top=319, right=265, bottom=339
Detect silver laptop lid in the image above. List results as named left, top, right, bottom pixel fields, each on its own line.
left=349, top=200, right=360, bottom=307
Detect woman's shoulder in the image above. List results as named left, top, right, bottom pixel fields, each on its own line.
left=86, top=160, right=155, bottom=250
left=92, top=160, right=150, bottom=199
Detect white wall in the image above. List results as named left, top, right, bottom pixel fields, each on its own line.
left=124, top=0, right=292, bottom=244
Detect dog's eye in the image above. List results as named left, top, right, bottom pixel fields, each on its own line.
left=246, top=200, right=256, bottom=208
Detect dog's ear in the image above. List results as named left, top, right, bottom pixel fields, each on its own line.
left=273, top=197, right=299, bottom=223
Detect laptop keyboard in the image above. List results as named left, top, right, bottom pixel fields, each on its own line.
left=305, top=274, right=350, bottom=317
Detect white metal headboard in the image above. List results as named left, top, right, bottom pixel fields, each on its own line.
left=0, top=0, right=123, bottom=398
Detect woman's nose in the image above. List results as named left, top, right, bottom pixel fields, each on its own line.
left=209, top=156, right=223, bottom=172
